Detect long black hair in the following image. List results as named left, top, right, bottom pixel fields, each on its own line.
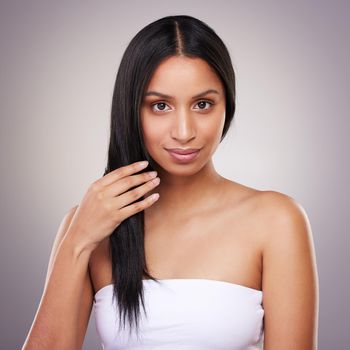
left=102, top=14, right=236, bottom=338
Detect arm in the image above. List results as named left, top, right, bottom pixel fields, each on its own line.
left=22, top=160, right=160, bottom=349
left=261, top=192, right=319, bottom=349
left=22, top=206, right=94, bottom=350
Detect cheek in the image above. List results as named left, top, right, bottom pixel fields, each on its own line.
left=140, top=118, right=164, bottom=151
left=201, top=111, right=226, bottom=141
left=141, top=107, right=226, bottom=144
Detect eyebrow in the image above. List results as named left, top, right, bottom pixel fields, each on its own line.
left=144, top=88, right=220, bottom=100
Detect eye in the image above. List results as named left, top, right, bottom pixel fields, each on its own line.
left=150, top=100, right=214, bottom=114
left=151, top=102, right=171, bottom=113
left=194, top=100, right=214, bottom=110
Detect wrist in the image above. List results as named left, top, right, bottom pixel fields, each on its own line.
left=62, top=227, right=96, bottom=258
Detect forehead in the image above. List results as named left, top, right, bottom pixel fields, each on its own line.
left=145, top=56, right=223, bottom=94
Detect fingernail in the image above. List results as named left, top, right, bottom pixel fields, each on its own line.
left=139, top=161, right=149, bottom=168
left=151, top=193, right=160, bottom=200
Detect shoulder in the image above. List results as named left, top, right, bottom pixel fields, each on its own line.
left=255, top=189, right=310, bottom=225
left=223, top=182, right=314, bottom=253
left=242, top=189, right=316, bottom=265
left=221, top=179, right=307, bottom=222
left=254, top=191, right=319, bottom=348
left=221, top=179, right=310, bottom=229
left=252, top=190, right=314, bottom=251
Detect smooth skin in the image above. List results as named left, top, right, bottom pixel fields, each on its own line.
left=22, top=161, right=161, bottom=349
left=22, top=55, right=319, bottom=349
left=140, top=56, right=318, bottom=349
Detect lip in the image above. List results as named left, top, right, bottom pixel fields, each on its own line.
left=165, top=148, right=201, bottom=163
left=165, top=148, right=201, bottom=155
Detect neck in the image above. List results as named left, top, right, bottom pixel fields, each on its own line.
left=145, top=159, right=226, bottom=221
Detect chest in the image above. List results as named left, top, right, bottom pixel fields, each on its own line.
left=143, top=208, right=262, bottom=287
left=89, top=201, right=263, bottom=293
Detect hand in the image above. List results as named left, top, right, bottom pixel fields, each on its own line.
left=65, top=160, right=160, bottom=253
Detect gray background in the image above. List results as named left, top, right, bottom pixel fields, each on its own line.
left=1, top=0, right=349, bottom=349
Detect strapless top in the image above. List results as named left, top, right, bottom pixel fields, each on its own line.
left=93, top=278, right=264, bottom=349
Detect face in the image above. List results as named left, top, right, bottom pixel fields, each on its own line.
left=140, top=55, right=226, bottom=176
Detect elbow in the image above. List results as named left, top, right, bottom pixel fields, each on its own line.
left=22, top=333, right=80, bottom=350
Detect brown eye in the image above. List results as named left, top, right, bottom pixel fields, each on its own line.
left=195, top=100, right=213, bottom=110
left=151, top=102, right=170, bottom=113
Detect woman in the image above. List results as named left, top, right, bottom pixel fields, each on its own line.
left=22, top=15, right=319, bottom=349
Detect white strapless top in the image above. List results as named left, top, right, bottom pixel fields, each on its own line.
left=93, top=278, right=264, bottom=349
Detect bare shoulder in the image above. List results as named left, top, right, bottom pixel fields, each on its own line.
left=250, top=190, right=316, bottom=255
left=259, top=189, right=309, bottom=219
left=254, top=190, right=311, bottom=229
left=254, top=190, right=319, bottom=349
left=220, top=179, right=310, bottom=231
left=241, top=188, right=317, bottom=268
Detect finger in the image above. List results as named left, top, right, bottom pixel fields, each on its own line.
left=99, top=160, right=149, bottom=187
left=118, top=191, right=160, bottom=221
left=104, top=170, right=158, bottom=198
left=112, top=176, right=160, bottom=210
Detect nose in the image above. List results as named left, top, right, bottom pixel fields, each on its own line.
left=170, top=107, right=196, bottom=143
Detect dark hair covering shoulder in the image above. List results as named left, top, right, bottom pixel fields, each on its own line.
left=102, top=14, right=236, bottom=338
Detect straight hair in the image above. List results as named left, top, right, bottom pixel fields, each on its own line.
left=102, top=14, right=236, bottom=338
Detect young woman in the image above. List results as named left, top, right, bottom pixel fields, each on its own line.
left=22, top=15, right=319, bottom=349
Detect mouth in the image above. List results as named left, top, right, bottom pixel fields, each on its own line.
left=165, top=148, right=201, bottom=163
